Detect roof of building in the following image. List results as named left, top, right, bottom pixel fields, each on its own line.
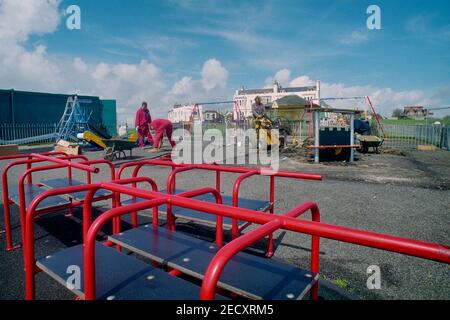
left=404, top=106, right=425, bottom=111
left=284, top=86, right=317, bottom=93
left=203, top=110, right=221, bottom=113
left=236, top=85, right=317, bottom=96
left=273, top=95, right=311, bottom=108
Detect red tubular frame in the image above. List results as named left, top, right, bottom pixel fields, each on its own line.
left=24, top=182, right=450, bottom=300
left=24, top=182, right=223, bottom=300
left=85, top=176, right=159, bottom=239
left=30, top=153, right=100, bottom=173
left=0, top=151, right=68, bottom=162
left=232, top=170, right=260, bottom=239
left=200, top=219, right=283, bottom=299
left=118, top=159, right=322, bottom=254
left=118, top=159, right=323, bottom=181
left=282, top=201, right=321, bottom=300
left=1, top=155, right=90, bottom=251
left=166, top=165, right=199, bottom=231
left=120, top=164, right=225, bottom=245
left=84, top=198, right=168, bottom=300
left=2, top=155, right=114, bottom=251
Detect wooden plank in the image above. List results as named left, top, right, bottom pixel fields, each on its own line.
left=417, top=145, right=437, bottom=151
left=0, top=144, right=19, bottom=156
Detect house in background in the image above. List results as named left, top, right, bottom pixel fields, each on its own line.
left=203, top=110, right=223, bottom=123
left=168, top=104, right=226, bottom=124
left=168, top=104, right=203, bottom=123
left=403, top=106, right=431, bottom=120
left=233, top=80, right=321, bottom=119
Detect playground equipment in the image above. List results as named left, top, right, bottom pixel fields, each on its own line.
left=305, top=107, right=360, bottom=163
left=55, top=95, right=111, bottom=145
left=317, top=96, right=386, bottom=138
left=0, top=95, right=112, bottom=147
left=185, top=103, right=203, bottom=134
left=55, top=96, right=93, bottom=142
left=186, top=101, right=246, bottom=133
left=77, top=131, right=106, bottom=149
left=0, top=153, right=114, bottom=251
left=116, top=159, right=322, bottom=256
left=0, top=153, right=449, bottom=300
left=295, top=96, right=387, bottom=162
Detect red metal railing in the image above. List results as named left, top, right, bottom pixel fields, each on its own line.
left=1, top=154, right=114, bottom=251
left=118, top=159, right=322, bottom=255
left=24, top=181, right=223, bottom=300
left=0, top=151, right=67, bottom=162
left=24, top=181, right=450, bottom=300
left=30, top=153, right=100, bottom=173
left=1, top=155, right=90, bottom=250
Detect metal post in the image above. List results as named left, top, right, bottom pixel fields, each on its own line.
left=314, top=111, right=320, bottom=163
left=350, top=113, right=355, bottom=163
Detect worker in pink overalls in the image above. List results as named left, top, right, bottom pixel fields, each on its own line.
left=135, top=102, right=154, bottom=149
left=149, top=119, right=176, bottom=152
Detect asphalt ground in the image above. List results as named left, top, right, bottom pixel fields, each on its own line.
left=0, top=145, right=449, bottom=300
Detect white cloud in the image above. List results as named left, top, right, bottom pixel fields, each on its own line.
left=320, top=82, right=437, bottom=117
left=201, top=58, right=228, bottom=91
left=265, top=68, right=292, bottom=87
left=290, top=75, right=315, bottom=87
left=73, top=57, right=88, bottom=73
left=340, top=30, right=368, bottom=45
left=170, top=59, right=230, bottom=104
left=0, top=0, right=233, bottom=121
left=0, top=0, right=61, bottom=43
left=265, top=69, right=439, bottom=117
left=0, top=0, right=170, bottom=121
left=92, top=63, right=110, bottom=80
left=171, top=76, right=196, bottom=96
left=274, top=69, right=291, bottom=85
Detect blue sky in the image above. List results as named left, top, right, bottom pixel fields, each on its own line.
left=49, top=0, right=450, bottom=89
left=1, top=0, right=449, bottom=121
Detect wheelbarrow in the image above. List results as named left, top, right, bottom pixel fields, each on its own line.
left=102, top=139, right=135, bottom=161
left=356, top=134, right=384, bottom=153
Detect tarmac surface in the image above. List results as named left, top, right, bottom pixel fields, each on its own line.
left=0, top=145, right=449, bottom=300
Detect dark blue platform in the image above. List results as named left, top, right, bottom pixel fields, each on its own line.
left=109, top=225, right=318, bottom=300
left=8, top=184, right=70, bottom=210
left=40, top=178, right=112, bottom=201
left=36, top=242, right=225, bottom=300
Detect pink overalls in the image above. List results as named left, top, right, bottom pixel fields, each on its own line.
left=151, top=119, right=176, bottom=148
left=135, top=107, right=154, bottom=147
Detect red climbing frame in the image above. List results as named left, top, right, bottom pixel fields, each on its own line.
left=117, top=158, right=322, bottom=256
left=24, top=178, right=450, bottom=300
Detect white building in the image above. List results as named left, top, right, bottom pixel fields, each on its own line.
left=233, top=80, right=321, bottom=119
left=168, top=104, right=203, bottom=123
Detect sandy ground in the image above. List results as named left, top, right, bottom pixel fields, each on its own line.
left=0, top=144, right=449, bottom=300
